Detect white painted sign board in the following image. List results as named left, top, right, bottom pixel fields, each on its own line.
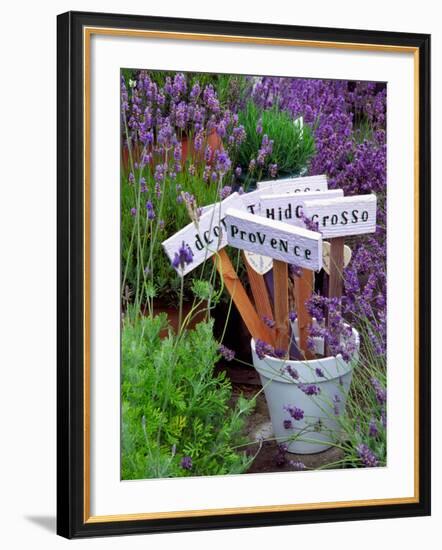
left=300, top=193, right=377, bottom=238
left=200, top=187, right=265, bottom=218
left=239, top=188, right=264, bottom=215
left=260, top=189, right=344, bottom=226
left=257, top=174, right=328, bottom=194
left=225, top=208, right=323, bottom=271
left=162, top=192, right=243, bottom=276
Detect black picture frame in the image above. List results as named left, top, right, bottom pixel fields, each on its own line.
left=57, top=10, right=431, bottom=539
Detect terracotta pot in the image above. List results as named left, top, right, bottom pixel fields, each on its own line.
left=181, top=129, right=222, bottom=165
left=151, top=300, right=207, bottom=338
left=122, top=130, right=223, bottom=174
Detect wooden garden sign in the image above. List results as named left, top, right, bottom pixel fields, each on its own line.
left=162, top=192, right=274, bottom=343
left=300, top=193, right=377, bottom=300
left=225, top=207, right=322, bottom=352
left=225, top=208, right=322, bottom=270
left=259, top=189, right=343, bottom=226
left=162, top=192, right=243, bottom=276
left=162, top=186, right=375, bottom=360
left=259, top=188, right=342, bottom=357
left=257, top=174, right=328, bottom=194
left=300, top=193, right=377, bottom=354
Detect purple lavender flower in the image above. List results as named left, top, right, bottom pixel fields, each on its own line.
left=180, top=456, right=193, bottom=470
left=190, top=82, right=201, bottom=101
left=203, top=84, right=220, bottom=113
left=173, top=144, right=182, bottom=162
left=128, top=172, right=135, bottom=184
left=145, top=200, right=155, bottom=220
left=369, top=418, right=379, bottom=437
left=262, top=315, right=276, bottom=329
left=154, top=163, right=167, bottom=184
left=274, top=443, right=288, bottom=467
left=194, top=131, right=204, bottom=152
left=219, top=345, right=235, bottom=362
left=283, top=419, right=292, bottom=429
left=268, top=163, right=278, bottom=178
left=121, top=76, right=129, bottom=112
left=298, top=383, right=321, bottom=396
left=219, top=186, right=232, bottom=200
left=157, top=121, right=174, bottom=149
left=254, top=339, right=274, bottom=360
left=284, top=405, right=304, bottom=421
left=315, top=368, right=325, bottom=377
left=371, top=378, right=387, bottom=405
left=232, top=125, right=246, bottom=145
left=300, top=210, right=319, bottom=232
left=357, top=444, right=379, bottom=467
left=288, top=311, right=297, bottom=323
left=257, top=135, right=273, bottom=166
left=172, top=241, right=194, bottom=271
left=285, top=365, right=299, bottom=380
left=215, top=150, right=232, bottom=176
left=130, top=207, right=137, bottom=216
left=273, top=348, right=287, bottom=359
left=235, top=166, right=242, bottom=178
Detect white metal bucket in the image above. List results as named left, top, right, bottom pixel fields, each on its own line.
left=251, top=323, right=359, bottom=454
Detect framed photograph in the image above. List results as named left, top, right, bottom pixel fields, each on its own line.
left=57, top=11, right=431, bottom=539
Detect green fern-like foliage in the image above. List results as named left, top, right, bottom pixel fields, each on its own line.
left=121, top=314, right=255, bottom=479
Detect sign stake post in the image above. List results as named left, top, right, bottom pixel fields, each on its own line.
left=301, top=194, right=377, bottom=356
left=328, top=236, right=345, bottom=301
left=224, top=207, right=323, bottom=356
left=213, top=249, right=274, bottom=344
left=293, top=268, right=315, bottom=359
left=272, top=260, right=289, bottom=353
left=242, top=252, right=275, bottom=345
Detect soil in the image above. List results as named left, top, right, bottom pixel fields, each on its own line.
left=230, top=378, right=345, bottom=474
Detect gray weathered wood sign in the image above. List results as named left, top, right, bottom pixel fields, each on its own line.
left=224, top=208, right=323, bottom=271
left=300, top=193, right=377, bottom=238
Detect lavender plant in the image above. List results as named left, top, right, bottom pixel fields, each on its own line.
left=122, top=311, right=256, bottom=479
left=121, top=69, right=389, bottom=474
left=121, top=70, right=249, bottom=308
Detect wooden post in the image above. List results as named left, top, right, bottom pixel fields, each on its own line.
left=243, top=252, right=274, bottom=321
left=328, top=237, right=345, bottom=301
left=213, top=249, right=273, bottom=344
left=293, top=268, right=315, bottom=359
left=273, top=260, right=289, bottom=353
left=325, top=237, right=344, bottom=355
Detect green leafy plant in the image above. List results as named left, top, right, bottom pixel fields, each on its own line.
left=121, top=313, right=255, bottom=479
left=236, top=100, right=315, bottom=185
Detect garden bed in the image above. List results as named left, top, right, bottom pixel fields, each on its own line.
left=120, top=69, right=387, bottom=481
